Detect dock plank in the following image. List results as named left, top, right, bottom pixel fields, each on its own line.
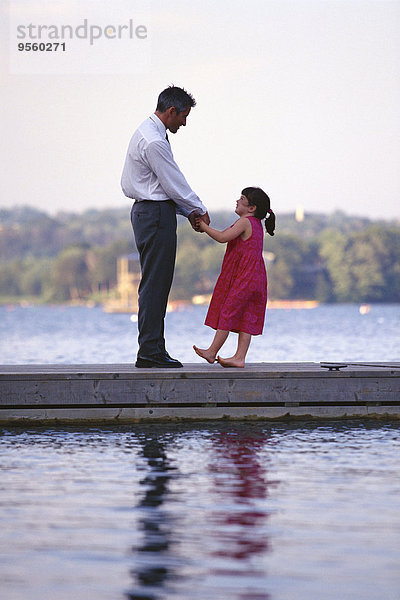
left=0, top=362, right=399, bottom=423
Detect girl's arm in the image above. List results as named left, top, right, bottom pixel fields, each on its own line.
left=198, top=217, right=251, bottom=243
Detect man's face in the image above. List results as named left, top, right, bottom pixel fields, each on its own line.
left=167, top=106, right=191, bottom=133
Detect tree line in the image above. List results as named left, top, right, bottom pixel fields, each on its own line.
left=0, top=206, right=399, bottom=303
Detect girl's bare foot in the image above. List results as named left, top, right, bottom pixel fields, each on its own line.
left=193, top=345, right=217, bottom=364
left=217, top=356, right=245, bottom=368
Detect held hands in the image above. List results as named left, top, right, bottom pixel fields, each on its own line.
left=188, top=210, right=210, bottom=232
left=195, top=217, right=207, bottom=232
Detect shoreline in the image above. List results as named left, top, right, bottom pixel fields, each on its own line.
left=2, top=299, right=399, bottom=312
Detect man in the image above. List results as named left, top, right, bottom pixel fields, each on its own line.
left=121, top=86, right=210, bottom=368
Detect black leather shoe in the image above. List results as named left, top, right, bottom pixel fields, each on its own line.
left=135, top=353, right=183, bottom=368
left=162, top=350, right=178, bottom=361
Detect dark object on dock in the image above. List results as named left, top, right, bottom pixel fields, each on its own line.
left=320, top=362, right=348, bottom=371
left=0, top=362, right=399, bottom=423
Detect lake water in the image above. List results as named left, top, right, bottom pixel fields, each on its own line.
left=0, top=422, right=399, bottom=600
left=0, top=303, right=399, bottom=364
left=0, top=304, right=399, bottom=599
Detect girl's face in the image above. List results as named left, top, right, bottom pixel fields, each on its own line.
left=235, top=194, right=253, bottom=217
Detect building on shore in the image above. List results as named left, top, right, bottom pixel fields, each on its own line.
left=103, top=253, right=140, bottom=313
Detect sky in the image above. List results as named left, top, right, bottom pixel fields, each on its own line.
left=1, top=0, right=400, bottom=220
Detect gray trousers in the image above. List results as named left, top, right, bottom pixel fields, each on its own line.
left=131, top=200, right=177, bottom=357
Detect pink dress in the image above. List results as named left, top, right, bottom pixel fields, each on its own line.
left=205, top=216, right=267, bottom=335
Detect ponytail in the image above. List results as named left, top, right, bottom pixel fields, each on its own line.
left=264, top=208, right=275, bottom=236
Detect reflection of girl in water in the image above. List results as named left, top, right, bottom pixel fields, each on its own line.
left=209, top=431, right=272, bottom=562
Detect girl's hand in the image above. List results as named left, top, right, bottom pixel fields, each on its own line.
left=195, top=217, right=207, bottom=232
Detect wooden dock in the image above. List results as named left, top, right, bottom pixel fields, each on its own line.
left=0, top=362, right=399, bottom=423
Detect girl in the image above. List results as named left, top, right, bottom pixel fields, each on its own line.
left=193, top=187, right=275, bottom=368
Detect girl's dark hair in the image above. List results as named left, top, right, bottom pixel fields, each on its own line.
left=156, top=85, right=196, bottom=114
left=242, top=187, right=276, bottom=236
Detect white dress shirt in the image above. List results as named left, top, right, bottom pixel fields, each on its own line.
left=121, top=114, right=207, bottom=217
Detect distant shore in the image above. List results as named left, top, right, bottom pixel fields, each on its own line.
left=1, top=297, right=397, bottom=313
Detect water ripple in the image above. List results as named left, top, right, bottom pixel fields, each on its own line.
left=0, top=422, right=399, bottom=599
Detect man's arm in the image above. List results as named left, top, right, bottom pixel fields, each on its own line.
left=145, top=140, right=208, bottom=216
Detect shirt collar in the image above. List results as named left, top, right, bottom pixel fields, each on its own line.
left=149, top=113, right=167, bottom=137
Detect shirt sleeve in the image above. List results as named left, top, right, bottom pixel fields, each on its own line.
left=145, top=140, right=207, bottom=216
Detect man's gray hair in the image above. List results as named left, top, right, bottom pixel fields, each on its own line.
left=156, top=85, right=196, bottom=114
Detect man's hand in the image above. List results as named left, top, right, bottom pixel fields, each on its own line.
left=188, top=210, right=200, bottom=231
left=188, top=210, right=210, bottom=231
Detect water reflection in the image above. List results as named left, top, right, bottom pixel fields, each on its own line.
left=127, top=428, right=275, bottom=600
left=126, top=436, right=175, bottom=599
left=207, top=431, right=273, bottom=599
left=1, top=424, right=399, bottom=600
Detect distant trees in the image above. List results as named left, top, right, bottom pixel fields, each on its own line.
left=49, top=241, right=133, bottom=301
left=174, top=223, right=400, bottom=303
left=0, top=206, right=399, bottom=303
left=266, top=234, right=318, bottom=299
left=320, top=226, right=400, bottom=302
